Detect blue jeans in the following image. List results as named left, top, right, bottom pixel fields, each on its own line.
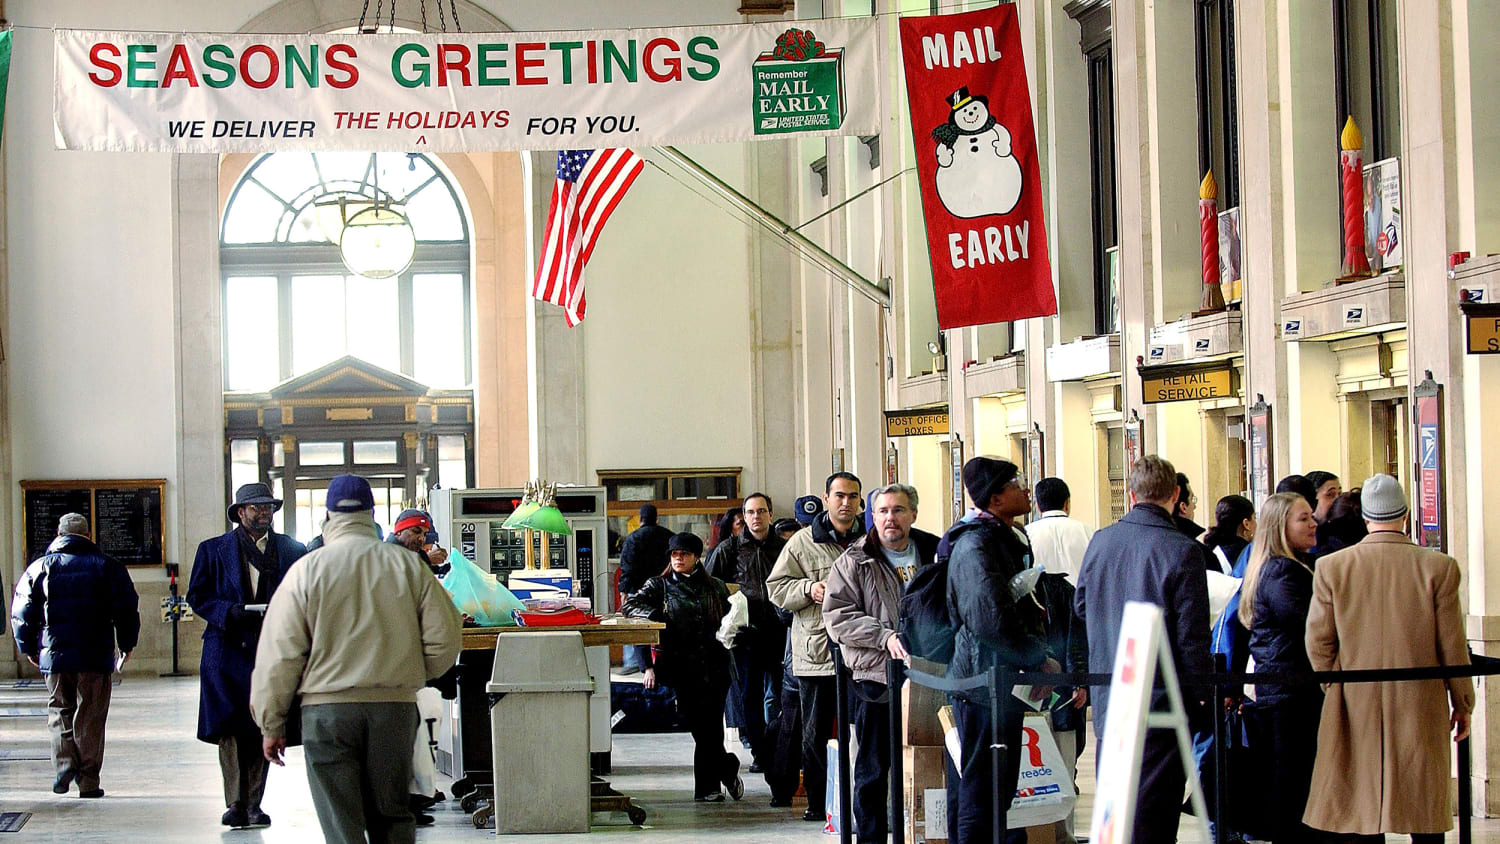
left=623, top=645, right=651, bottom=672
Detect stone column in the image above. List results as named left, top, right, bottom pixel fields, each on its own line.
left=1396, top=0, right=1500, bottom=814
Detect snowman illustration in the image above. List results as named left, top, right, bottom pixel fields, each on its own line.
left=931, top=86, right=1023, bottom=219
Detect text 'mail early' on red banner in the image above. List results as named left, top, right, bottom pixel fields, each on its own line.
left=898, top=5, right=1056, bottom=331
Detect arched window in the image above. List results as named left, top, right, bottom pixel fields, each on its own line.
left=220, top=152, right=475, bottom=536
left=220, top=151, right=471, bottom=391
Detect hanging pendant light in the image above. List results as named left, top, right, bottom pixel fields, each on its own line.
left=339, top=204, right=416, bottom=279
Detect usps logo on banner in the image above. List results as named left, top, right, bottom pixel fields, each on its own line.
left=899, top=5, right=1055, bottom=330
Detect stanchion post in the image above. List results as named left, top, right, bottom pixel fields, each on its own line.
left=1212, top=657, right=1226, bottom=844
left=1459, top=735, right=1471, bottom=844
left=835, top=648, right=854, bottom=844
left=889, top=659, right=907, bottom=844
left=992, top=667, right=1010, bottom=844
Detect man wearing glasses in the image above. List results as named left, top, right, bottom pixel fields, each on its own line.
left=188, top=483, right=307, bottom=829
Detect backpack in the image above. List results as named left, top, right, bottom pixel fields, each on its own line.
left=897, top=559, right=956, bottom=664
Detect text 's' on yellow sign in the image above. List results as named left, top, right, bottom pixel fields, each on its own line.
left=1464, top=311, right=1500, bottom=355
left=884, top=409, right=950, bottom=437
left=1141, top=366, right=1235, bottom=404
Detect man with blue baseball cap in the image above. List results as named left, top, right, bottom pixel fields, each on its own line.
left=251, top=474, right=462, bottom=844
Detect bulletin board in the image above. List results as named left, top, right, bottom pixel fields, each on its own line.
left=21, top=479, right=165, bottom=567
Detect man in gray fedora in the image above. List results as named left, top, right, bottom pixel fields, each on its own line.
left=188, top=482, right=306, bottom=829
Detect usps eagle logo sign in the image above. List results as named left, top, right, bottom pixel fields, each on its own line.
left=752, top=28, right=846, bottom=135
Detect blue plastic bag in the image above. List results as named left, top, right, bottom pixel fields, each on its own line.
left=440, top=550, right=524, bottom=626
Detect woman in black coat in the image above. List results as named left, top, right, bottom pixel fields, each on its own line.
left=1201, top=495, right=1256, bottom=574
left=1238, top=492, right=1321, bottom=844
left=622, top=532, right=743, bottom=802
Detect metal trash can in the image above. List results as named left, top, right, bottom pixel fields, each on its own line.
left=485, top=630, right=594, bottom=834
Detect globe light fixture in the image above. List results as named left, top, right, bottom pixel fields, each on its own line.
left=339, top=204, right=416, bottom=279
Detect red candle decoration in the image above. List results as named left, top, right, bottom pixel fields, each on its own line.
left=1340, top=116, right=1371, bottom=277
left=1198, top=170, right=1225, bottom=313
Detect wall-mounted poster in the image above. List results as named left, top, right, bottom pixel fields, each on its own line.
left=1413, top=376, right=1444, bottom=550
left=1218, top=207, right=1241, bottom=302
left=1247, top=399, right=1273, bottom=511
left=1364, top=157, right=1401, bottom=273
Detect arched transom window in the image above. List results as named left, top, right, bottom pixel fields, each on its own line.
left=220, top=151, right=472, bottom=392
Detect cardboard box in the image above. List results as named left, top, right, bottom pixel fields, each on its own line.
left=903, top=679, right=947, bottom=747
left=904, top=745, right=947, bottom=843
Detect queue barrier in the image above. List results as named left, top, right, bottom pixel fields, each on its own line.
left=856, top=654, right=1500, bottom=844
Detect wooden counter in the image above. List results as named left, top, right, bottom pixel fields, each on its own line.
left=460, top=621, right=663, bottom=651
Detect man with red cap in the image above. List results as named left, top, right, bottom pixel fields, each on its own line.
left=388, top=509, right=448, bottom=574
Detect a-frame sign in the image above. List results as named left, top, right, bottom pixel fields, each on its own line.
left=1089, top=601, right=1213, bottom=844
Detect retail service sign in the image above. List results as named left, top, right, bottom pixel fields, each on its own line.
left=54, top=20, right=880, bottom=152
left=899, top=5, right=1055, bottom=330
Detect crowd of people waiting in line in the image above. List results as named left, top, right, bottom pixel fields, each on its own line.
left=615, top=457, right=1473, bottom=844
left=7, top=459, right=1474, bottom=844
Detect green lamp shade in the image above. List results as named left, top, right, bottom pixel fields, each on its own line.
left=501, top=500, right=540, bottom=530
left=514, top=505, right=573, bottom=536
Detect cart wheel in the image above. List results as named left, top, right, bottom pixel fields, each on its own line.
left=460, top=792, right=482, bottom=813
left=472, top=804, right=494, bottom=829
left=450, top=777, right=474, bottom=798
left=627, top=805, right=647, bottom=826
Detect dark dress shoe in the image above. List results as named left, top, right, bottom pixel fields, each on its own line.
left=802, top=807, right=823, bottom=822
left=78, top=788, right=104, bottom=799
left=247, top=809, right=271, bottom=827
left=748, top=761, right=764, bottom=774
left=414, top=811, right=435, bottom=826
left=221, top=805, right=249, bottom=827
left=769, top=797, right=792, bottom=808
left=52, top=769, right=76, bottom=794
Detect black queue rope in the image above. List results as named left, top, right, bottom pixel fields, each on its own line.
left=871, top=655, right=1500, bottom=844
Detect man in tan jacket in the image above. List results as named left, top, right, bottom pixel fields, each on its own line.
left=1304, top=474, right=1473, bottom=841
left=769, top=471, right=863, bottom=822
left=250, top=475, right=462, bottom=844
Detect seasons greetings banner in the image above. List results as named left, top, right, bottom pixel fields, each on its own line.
left=54, top=20, right=880, bottom=152
left=899, top=5, right=1055, bottom=330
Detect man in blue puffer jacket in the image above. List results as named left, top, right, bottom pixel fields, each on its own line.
left=10, top=512, right=140, bottom=798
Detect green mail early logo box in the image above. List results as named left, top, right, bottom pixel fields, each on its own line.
left=753, top=28, right=847, bottom=135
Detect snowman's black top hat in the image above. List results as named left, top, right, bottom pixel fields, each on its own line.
left=947, top=87, right=974, bottom=109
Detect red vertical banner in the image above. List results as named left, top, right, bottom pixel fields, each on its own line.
left=899, top=6, right=1055, bottom=330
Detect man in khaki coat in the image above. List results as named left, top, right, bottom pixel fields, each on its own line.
left=769, top=471, right=863, bottom=822
left=1303, top=474, right=1473, bottom=840
left=250, top=475, right=462, bottom=844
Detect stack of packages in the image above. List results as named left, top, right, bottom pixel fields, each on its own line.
left=902, top=659, right=950, bottom=844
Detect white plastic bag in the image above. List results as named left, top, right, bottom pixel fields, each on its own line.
left=408, top=687, right=443, bottom=796
left=1205, top=570, right=1242, bottom=630
left=823, top=739, right=841, bottom=836
left=1007, top=713, right=1077, bottom=828
left=716, top=591, right=750, bottom=648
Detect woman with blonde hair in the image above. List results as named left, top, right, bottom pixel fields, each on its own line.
left=1239, top=492, right=1321, bottom=844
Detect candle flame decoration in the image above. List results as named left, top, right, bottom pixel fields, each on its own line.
left=1199, top=169, right=1218, bottom=202
left=1341, top=115, right=1363, bottom=152
left=1340, top=116, right=1371, bottom=277
left=1198, top=169, right=1225, bottom=313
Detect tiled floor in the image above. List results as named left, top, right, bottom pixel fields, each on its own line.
left=0, top=676, right=1488, bottom=842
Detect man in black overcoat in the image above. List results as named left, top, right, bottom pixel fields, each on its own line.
left=1075, top=455, right=1212, bottom=844
left=187, top=483, right=306, bottom=829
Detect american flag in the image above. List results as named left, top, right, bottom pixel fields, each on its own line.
left=530, top=148, right=645, bottom=326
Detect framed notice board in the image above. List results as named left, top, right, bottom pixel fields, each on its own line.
left=21, top=479, right=165, bottom=567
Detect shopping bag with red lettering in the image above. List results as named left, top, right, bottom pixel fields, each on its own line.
left=1007, top=712, right=1076, bottom=828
